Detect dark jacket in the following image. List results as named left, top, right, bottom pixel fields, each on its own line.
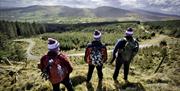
left=111, top=36, right=139, bottom=63
left=85, top=40, right=107, bottom=64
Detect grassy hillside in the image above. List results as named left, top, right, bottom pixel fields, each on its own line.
left=0, top=20, right=180, bottom=91
left=143, top=20, right=180, bottom=37
left=0, top=37, right=179, bottom=91
left=38, top=22, right=154, bottom=51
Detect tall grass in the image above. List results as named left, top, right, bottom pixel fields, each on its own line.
left=143, top=20, right=180, bottom=37
left=0, top=38, right=180, bottom=91
left=41, top=32, right=124, bottom=50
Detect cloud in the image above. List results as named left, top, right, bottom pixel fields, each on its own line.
left=0, top=0, right=179, bottom=15
left=142, top=0, right=180, bottom=15
left=119, top=0, right=144, bottom=8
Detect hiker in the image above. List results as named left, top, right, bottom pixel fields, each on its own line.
left=84, top=30, right=107, bottom=83
left=110, top=28, right=139, bottom=83
left=38, top=38, right=74, bottom=91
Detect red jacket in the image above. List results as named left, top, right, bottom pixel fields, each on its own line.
left=39, top=53, right=73, bottom=84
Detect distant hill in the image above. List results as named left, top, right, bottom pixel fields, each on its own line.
left=92, top=6, right=132, bottom=17
left=0, top=5, right=180, bottom=23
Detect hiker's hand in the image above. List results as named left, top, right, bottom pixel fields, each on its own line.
left=110, top=56, right=116, bottom=64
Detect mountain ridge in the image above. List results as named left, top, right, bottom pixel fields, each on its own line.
left=1, top=5, right=180, bottom=22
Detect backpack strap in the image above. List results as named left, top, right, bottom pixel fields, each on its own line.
left=123, top=38, right=128, bottom=47
left=120, top=38, right=127, bottom=49
left=57, top=53, right=73, bottom=74
left=133, top=38, right=139, bottom=53
left=123, top=37, right=127, bottom=41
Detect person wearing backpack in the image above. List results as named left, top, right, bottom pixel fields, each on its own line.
left=38, top=38, right=74, bottom=91
left=85, top=30, right=107, bottom=83
left=110, top=28, right=139, bottom=83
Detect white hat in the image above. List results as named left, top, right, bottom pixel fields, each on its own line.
left=48, top=38, right=60, bottom=50
left=94, top=30, right=102, bottom=39
left=125, top=28, right=133, bottom=36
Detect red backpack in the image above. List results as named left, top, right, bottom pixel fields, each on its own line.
left=39, top=53, right=73, bottom=84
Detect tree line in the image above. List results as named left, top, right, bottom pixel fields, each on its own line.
left=0, top=20, right=139, bottom=38
left=0, top=20, right=46, bottom=61
left=45, top=21, right=140, bottom=32
left=0, top=20, right=46, bottom=38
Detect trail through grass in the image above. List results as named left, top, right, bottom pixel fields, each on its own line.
left=0, top=34, right=179, bottom=91
left=32, top=34, right=169, bottom=57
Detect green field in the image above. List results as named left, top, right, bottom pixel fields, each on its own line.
left=0, top=37, right=179, bottom=91
left=0, top=20, right=180, bottom=91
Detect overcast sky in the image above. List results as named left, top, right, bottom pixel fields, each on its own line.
left=0, top=0, right=180, bottom=15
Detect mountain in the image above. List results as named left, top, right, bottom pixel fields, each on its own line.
left=92, top=6, right=131, bottom=17
left=128, top=9, right=180, bottom=19
left=0, top=5, right=180, bottom=23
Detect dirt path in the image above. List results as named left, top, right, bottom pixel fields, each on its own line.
left=68, top=35, right=167, bottom=57
left=15, top=35, right=167, bottom=60
left=14, top=39, right=40, bottom=61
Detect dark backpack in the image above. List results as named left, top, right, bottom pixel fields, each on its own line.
left=90, top=46, right=103, bottom=66
left=120, top=38, right=139, bottom=61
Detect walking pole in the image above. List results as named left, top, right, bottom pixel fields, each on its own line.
left=154, top=40, right=168, bottom=74
left=154, top=55, right=166, bottom=73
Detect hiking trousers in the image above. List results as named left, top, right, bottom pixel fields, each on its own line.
left=52, top=76, right=74, bottom=91
left=87, top=64, right=103, bottom=82
left=113, top=57, right=130, bottom=81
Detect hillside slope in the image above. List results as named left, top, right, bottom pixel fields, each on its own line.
left=0, top=35, right=179, bottom=91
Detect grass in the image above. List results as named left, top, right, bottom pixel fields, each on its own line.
left=139, top=34, right=166, bottom=45
left=31, top=38, right=48, bottom=56
left=31, top=37, right=87, bottom=56
left=0, top=60, right=146, bottom=91
left=0, top=19, right=180, bottom=91
left=31, top=33, right=120, bottom=56
left=31, top=33, right=162, bottom=57
left=0, top=36, right=180, bottom=91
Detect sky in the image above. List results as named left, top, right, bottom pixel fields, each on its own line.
left=0, top=0, right=180, bottom=15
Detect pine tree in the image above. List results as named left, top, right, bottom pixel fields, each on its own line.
left=11, top=22, right=18, bottom=37
left=29, top=23, right=36, bottom=35
left=15, top=21, right=21, bottom=36
left=39, top=24, right=46, bottom=33
left=6, top=22, right=16, bottom=38
left=32, top=22, right=40, bottom=34
left=24, top=22, right=31, bottom=37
